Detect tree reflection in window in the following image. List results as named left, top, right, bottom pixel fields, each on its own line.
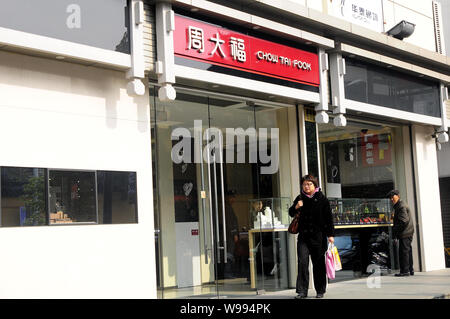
left=1, top=167, right=46, bottom=226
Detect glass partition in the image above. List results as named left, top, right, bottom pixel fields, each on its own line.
left=248, top=197, right=291, bottom=291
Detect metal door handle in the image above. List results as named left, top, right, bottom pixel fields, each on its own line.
left=198, top=129, right=209, bottom=264
left=212, top=147, right=222, bottom=263
left=206, top=132, right=217, bottom=264
left=217, top=135, right=227, bottom=264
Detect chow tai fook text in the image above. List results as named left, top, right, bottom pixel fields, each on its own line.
left=174, top=15, right=320, bottom=86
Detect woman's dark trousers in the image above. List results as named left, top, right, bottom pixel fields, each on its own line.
left=296, top=237, right=327, bottom=295
left=399, top=236, right=414, bottom=274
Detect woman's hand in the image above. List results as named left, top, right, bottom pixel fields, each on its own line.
left=328, top=237, right=335, bottom=244
left=295, top=200, right=303, bottom=210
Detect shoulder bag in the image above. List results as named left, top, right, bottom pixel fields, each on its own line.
left=288, top=213, right=300, bottom=234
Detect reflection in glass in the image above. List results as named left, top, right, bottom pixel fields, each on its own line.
left=1, top=167, right=46, bottom=227
left=344, top=58, right=440, bottom=117
left=49, top=170, right=97, bottom=224
left=97, top=171, right=137, bottom=224
left=318, top=120, right=402, bottom=280
left=0, top=0, right=130, bottom=53
left=319, top=122, right=395, bottom=198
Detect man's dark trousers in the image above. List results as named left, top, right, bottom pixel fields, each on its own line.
left=398, top=236, right=414, bottom=274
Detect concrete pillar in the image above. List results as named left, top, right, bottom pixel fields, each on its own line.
left=411, top=124, right=446, bottom=271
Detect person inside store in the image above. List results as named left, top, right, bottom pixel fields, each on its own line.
left=289, top=174, right=335, bottom=299
left=387, top=190, right=415, bottom=277
left=220, top=189, right=240, bottom=279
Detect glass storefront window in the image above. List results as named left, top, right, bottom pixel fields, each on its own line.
left=97, top=171, right=138, bottom=224
left=318, top=119, right=407, bottom=279
left=0, top=0, right=130, bottom=53
left=0, top=167, right=138, bottom=227
left=1, top=167, right=46, bottom=227
left=344, top=58, right=441, bottom=118
left=319, top=121, right=396, bottom=198
left=49, top=170, right=97, bottom=224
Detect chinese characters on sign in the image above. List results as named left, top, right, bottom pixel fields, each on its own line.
left=188, top=26, right=204, bottom=53
left=174, top=15, right=320, bottom=86
left=351, top=3, right=379, bottom=23
left=329, top=0, right=384, bottom=33
left=230, top=37, right=246, bottom=62
left=188, top=27, right=247, bottom=61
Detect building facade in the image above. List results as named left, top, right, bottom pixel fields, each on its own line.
left=0, top=0, right=448, bottom=298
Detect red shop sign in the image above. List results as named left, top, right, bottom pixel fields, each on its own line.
left=174, top=15, right=320, bottom=87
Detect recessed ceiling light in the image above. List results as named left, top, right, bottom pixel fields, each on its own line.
left=212, top=84, right=219, bottom=88
left=386, top=65, right=392, bottom=68
left=56, top=56, right=65, bottom=60
left=305, top=41, right=312, bottom=45
left=252, top=25, right=260, bottom=30
left=190, top=8, right=199, bottom=12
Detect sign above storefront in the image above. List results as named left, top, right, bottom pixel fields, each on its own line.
left=174, top=15, right=320, bottom=87
left=329, top=0, right=384, bottom=33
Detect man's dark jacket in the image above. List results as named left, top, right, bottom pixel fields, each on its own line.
left=289, top=191, right=335, bottom=247
left=392, top=200, right=414, bottom=239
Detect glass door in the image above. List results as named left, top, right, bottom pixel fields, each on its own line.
left=207, top=99, right=259, bottom=298
left=152, top=88, right=293, bottom=298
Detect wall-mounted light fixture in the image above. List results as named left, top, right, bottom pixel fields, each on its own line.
left=386, top=20, right=415, bottom=40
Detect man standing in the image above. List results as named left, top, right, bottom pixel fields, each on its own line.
left=387, top=190, right=415, bottom=277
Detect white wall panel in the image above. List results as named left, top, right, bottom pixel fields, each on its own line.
left=384, top=0, right=436, bottom=51
left=0, top=50, right=156, bottom=298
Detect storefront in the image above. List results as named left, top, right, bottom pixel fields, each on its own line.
left=149, top=3, right=336, bottom=298
left=149, top=0, right=449, bottom=297
left=310, top=48, right=447, bottom=279
left=317, top=117, right=406, bottom=280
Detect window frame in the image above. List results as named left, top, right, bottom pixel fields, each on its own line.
left=47, top=168, right=99, bottom=226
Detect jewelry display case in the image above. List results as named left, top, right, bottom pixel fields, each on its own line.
left=329, top=198, right=392, bottom=226
left=248, top=197, right=291, bottom=230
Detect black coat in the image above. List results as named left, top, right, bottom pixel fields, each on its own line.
left=392, top=200, right=414, bottom=239
left=289, top=190, right=335, bottom=243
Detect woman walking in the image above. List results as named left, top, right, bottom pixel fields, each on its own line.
left=289, top=174, right=335, bottom=299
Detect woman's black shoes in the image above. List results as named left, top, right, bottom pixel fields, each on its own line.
left=295, top=292, right=308, bottom=299
left=295, top=291, right=325, bottom=298
left=395, top=273, right=410, bottom=277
